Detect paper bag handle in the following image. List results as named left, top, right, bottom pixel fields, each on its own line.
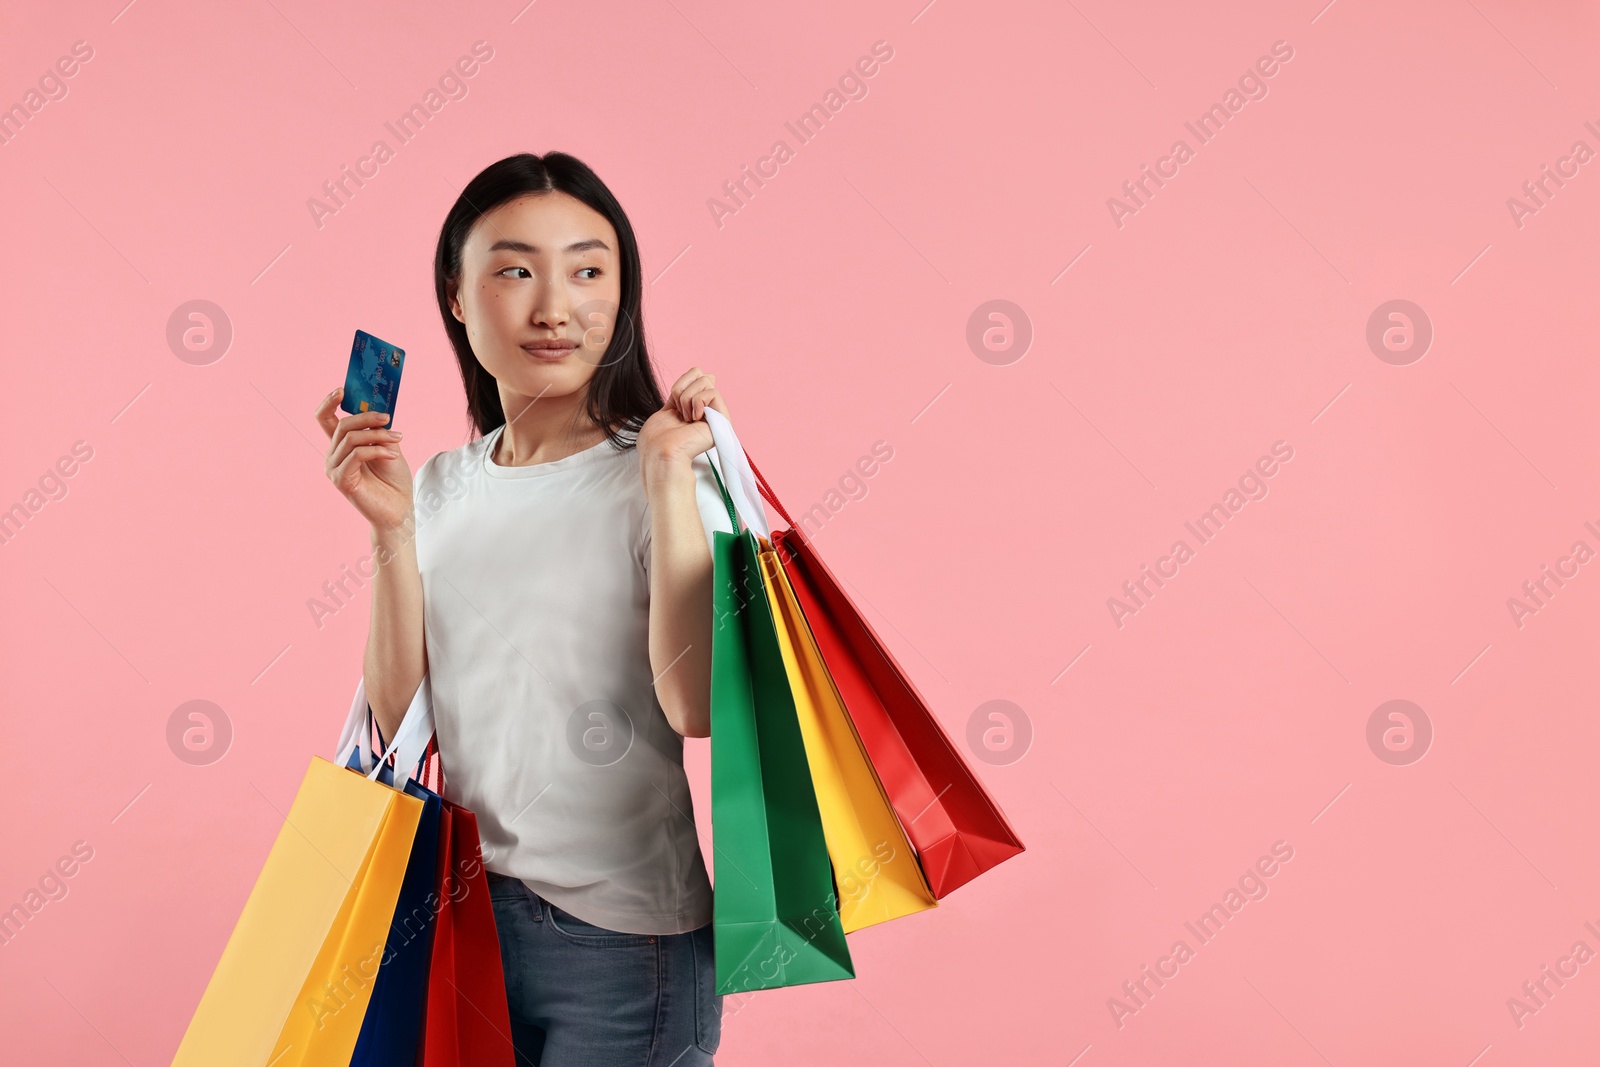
left=336, top=674, right=435, bottom=790
left=704, top=408, right=772, bottom=544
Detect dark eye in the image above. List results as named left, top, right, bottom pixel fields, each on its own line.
left=499, top=266, right=532, bottom=279
left=578, top=267, right=602, bottom=280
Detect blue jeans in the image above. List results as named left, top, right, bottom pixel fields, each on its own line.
left=486, top=871, right=722, bottom=1066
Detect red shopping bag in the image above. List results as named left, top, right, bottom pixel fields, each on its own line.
left=410, top=742, right=517, bottom=1066
left=743, top=453, right=1026, bottom=898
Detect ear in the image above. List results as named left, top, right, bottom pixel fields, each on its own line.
left=446, top=277, right=465, bottom=324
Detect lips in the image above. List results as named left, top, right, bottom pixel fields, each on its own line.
left=521, top=340, right=576, bottom=361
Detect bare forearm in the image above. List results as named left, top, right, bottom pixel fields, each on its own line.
left=643, top=450, right=716, bottom=738
left=363, top=515, right=427, bottom=746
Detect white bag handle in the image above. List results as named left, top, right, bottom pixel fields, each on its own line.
left=336, top=674, right=435, bottom=790
left=704, top=407, right=771, bottom=543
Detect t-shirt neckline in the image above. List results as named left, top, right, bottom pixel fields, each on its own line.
left=480, top=423, right=621, bottom=479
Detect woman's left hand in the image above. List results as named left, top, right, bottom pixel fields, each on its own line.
left=636, top=366, right=730, bottom=464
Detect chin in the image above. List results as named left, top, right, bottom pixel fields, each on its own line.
left=502, top=361, right=592, bottom=399
left=479, top=341, right=601, bottom=391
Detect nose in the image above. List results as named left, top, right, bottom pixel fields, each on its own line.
left=530, top=273, right=570, bottom=331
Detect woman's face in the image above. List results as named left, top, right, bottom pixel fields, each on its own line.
left=448, top=190, right=624, bottom=406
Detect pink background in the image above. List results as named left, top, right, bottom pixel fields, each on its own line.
left=3, top=0, right=1598, bottom=1063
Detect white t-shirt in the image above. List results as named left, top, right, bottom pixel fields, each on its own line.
left=408, top=421, right=735, bottom=934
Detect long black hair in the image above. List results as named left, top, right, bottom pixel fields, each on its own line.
left=433, top=152, right=662, bottom=451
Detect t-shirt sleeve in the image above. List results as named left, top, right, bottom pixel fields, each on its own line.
left=639, top=448, right=739, bottom=583
left=409, top=450, right=444, bottom=519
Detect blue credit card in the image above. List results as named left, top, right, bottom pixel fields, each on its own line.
left=341, top=329, right=406, bottom=427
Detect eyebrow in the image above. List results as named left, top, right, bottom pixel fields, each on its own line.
left=487, top=238, right=611, bottom=254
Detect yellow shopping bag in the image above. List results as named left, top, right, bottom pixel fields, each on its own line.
left=171, top=754, right=423, bottom=1067
left=758, top=543, right=937, bottom=933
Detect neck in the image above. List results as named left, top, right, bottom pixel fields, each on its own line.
left=494, top=388, right=610, bottom=466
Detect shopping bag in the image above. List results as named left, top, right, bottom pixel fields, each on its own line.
left=346, top=678, right=517, bottom=1067
left=705, top=408, right=1025, bottom=898
left=709, top=514, right=854, bottom=994
left=745, top=485, right=937, bottom=933
left=342, top=730, right=441, bottom=1065
left=170, top=724, right=425, bottom=1064
left=411, top=743, right=517, bottom=1066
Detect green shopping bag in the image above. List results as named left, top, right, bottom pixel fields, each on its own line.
left=709, top=464, right=854, bottom=995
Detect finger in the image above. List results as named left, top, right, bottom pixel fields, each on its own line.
left=315, top=388, right=345, bottom=439
left=327, top=427, right=404, bottom=471
left=331, top=444, right=400, bottom=483
left=666, top=367, right=709, bottom=411
left=327, top=423, right=399, bottom=471
left=329, top=445, right=400, bottom=489
left=673, top=366, right=704, bottom=389
left=678, top=382, right=718, bottom=420
left=317, top=390, right=388, bottom=444
left=688, top=373, right=715, bottom=419
left=329, top=408, right=393, bottom=457
left=679, top=375, right=716, bottom=420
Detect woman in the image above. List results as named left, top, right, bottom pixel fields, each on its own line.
left=316, top=152, right=730, bottom=1065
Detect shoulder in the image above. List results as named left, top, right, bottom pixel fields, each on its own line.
left=413, top=432, right=490, bottom=504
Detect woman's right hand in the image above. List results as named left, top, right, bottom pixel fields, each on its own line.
left=316, top=386, right=413, bottom=532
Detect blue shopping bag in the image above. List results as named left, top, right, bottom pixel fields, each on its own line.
left=342, top=718, right=442, bottom=1064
